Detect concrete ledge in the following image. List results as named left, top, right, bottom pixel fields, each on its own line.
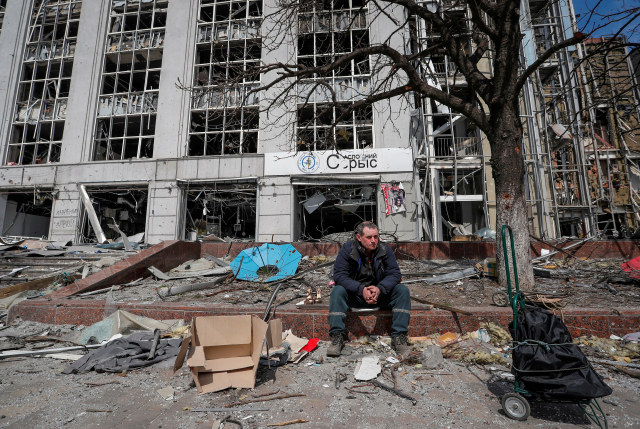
left=48, top=240, right=201, bottom=299
left=201, top=240, right=640, bottom=261
left=9, top=299, right=640, bottom=340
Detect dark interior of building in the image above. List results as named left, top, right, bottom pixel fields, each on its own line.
left=183, top=183, right=257, bottom=240
left=81, top=188, right=147, bottom=242
left=295, top=184, right=377, bottom=240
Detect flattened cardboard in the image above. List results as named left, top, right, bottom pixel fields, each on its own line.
left=186, top=346, right=206, bottom=367
left=227, top=367, right=257, bottom=388
left=204, top=344, right=252, bottom=360
left=250, top=316, right=269, bottom=374
left=266, top=319, right=283, bottom=349
left=173, top=335, right=191, bottom=374
left=203, top=356, right=254, bottom=372
left=195, top=315, right=252, bottom=347
left=195, top=369, right=231, bottom=393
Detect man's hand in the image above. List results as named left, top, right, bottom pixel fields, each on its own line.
left=363, top=286, right=380, bottom=304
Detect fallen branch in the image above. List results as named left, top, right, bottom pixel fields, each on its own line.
left=225, top=393, right=306, bottom=407
left=391, top=351, right=422, bottom=389
left=371, top=379, right=418, bottom=405
left=252, top=388, right=281, bottom=398
left=86, top=381, right=120, bottom=387
left=204, top=288, right=237, bottom=298
left=529, top=234, right=588, bottom=264
left=592, top=359, right=640, bottom=369
left=267, top=419, right=309, bottom=427
left=410, top=296, right=472, bottom=316
left=263, top=260, right=335, bottom=320
left=347, top=385, right=378, bottom=395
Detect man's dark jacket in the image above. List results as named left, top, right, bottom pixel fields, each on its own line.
left=333, top=240, right=401, bottom=296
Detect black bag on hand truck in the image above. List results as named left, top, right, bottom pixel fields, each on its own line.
left=509, top=306, right=612, bottom=402
left=500, top=225, right=611, bottom=427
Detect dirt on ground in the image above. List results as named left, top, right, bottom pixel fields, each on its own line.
left=1, top=320, right=640, bottom=428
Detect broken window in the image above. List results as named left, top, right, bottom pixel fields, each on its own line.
left=296, top=0, right=373, bottom=151
left=78, top=187, right=147, bottom=243
left=182, top=182, right=257, bottom=240
left=0, top=0, right=6, bottom=38
left=6, top=0, right=82, bottom=165
left=294, top=183, right=377, bottom=240
left=441, top=201, right=486, bottom=241
left=93, top=0, right=167, bottom=161
left=188, top=0, right=262, bottom=156
left=0, top=190, right=54, bottom=239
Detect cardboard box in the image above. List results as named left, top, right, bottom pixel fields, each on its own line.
left=483, top=258, right=497, bottom=277
left=174, top=315, right=282, bottom=394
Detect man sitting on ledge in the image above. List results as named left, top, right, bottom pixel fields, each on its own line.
left=327, top=221, right=411, bottom=357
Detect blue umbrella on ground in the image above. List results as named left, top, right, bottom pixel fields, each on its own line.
left=230, top=243, right=302, bottom=282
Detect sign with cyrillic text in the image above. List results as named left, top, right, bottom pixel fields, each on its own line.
left=264, top=148, right=413, bottom=176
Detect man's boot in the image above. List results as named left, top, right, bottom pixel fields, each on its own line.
left=326, top=332, right=344, bottom=357
left=391, top=334, right=411, bottom=354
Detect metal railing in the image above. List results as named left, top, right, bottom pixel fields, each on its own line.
left=432, top=137, right=481, bottom=158
left=429, top=62, right=459, bottom=77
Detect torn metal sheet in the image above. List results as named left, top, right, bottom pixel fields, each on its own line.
left=334, top=203, right=361, bottom=213
left=147, top=265, right=230, bottom=280
left=0, top=344, right=103, bottom=359
left=203, top=254, right=230, bottom=267
left=231, top=243, right=302, bottom=282
left=0, top=267, right=30, bottom=279
left=78, top=184, right=108, bottom=244
left=303, top=193, right=326, bottom=214
left=161, top=277, right=227, bottom=297
left=0, top=238, right=26, bottom=246
left=107, top=218, right=133, bottom=251
left=96, top=242, right=139, bottom=250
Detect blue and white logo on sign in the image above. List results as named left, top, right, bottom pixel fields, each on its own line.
left=297, top=152, right=320, bottom=173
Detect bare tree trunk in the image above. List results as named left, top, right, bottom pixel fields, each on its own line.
left=491, top=105, right=535, bottom=290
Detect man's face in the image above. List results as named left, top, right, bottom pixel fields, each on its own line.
left=356, top=227, right=379, bottom=252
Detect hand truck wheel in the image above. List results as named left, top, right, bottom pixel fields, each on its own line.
left=492, top=291, right=509, bottom=307
left=501, top=392, right=531, bottom=421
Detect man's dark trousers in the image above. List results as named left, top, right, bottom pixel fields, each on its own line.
left=328, top=284, right=411, bottom=337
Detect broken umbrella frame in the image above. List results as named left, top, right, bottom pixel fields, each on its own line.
left=500, top=225, right=608, bottom=428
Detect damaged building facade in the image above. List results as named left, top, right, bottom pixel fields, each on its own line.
left=0, top=0, right=637, bottom=244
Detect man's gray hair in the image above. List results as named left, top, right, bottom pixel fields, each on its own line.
left=355, top=221, right=379, bottom=236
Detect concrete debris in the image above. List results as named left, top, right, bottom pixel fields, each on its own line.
left=354, top=355, right=381, bottom=380
left=157, top=386, right=174, bottom=401
left=147, top=264, right=230, bottom=280
left=420, top=345, right=444, bottom=369
left=478, top=322, right=512, bottom=346
left=160, top=276, right=228, bottom=297
left=0, top=344, right=103, bottom=359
